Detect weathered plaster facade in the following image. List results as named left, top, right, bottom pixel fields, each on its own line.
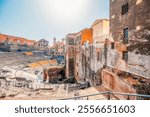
left=74, top=43, right=106, bottom=85
left=109, top=0, right=150, bottom=78
left=107, top=43, right=150, bottom=78
left=110, top=0, right=150, bottom=55
left=75, top=39, right=150, bottom=99
left=65, top=33, right=76, bottom=79
left=64, top=0, right=150, bottom=99
left=91, top=19, right=110, bottom=43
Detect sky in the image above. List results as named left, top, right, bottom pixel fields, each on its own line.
left=0, top=0, right=109, bottom=45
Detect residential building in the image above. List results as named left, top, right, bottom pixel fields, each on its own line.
left=91, top=19, right=110, bottom=43
left=47, top=38, right=65, bottom=57
left=74, top=28, right=93, bottom=83
left=65, top=33, right=76, bottom=79
left=38, top=39, right=49, bottom=51
left=53, top=38, right=65, bottom=56
left=81, top=28, right=93, bottom=45
left=110, top=0, right=150, bottom=46
left=47, top=46, right=55, bottom=57
left=71, top=0, right=150, bottom=99
left=74, top=31, right=82, bottom=82
left=0, top=33, right=37, bottom=52
left=47, top=38, right=65, bottom=64
left=108, top=0, right=150, bottom=78
left=98, top=0, right=150, bottom=98
left=74, top=23, right=108, bottom=84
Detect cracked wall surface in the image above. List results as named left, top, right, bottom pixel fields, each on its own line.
left=75, top=40, right=150, bottom=85
left=110, top=0, right=150, bottom=55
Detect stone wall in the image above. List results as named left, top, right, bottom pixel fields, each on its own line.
left=110, top=0, right=150, bottom=55
left=65, top=45, right=75, bottom=79
left=102, top=70, right=137, bottom=99
left=107, top=43, right=150, bottom=78
left=75, top=40, right=150, bottom=87
left=75, top=43, right=106, bottom=85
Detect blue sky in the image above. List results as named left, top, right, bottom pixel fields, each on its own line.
left=0, top=0, right=109, bottom=45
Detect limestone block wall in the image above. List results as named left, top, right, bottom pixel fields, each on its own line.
left=107, top=45, right=150, bottom=78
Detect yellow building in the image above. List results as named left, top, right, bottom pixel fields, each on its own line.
left=91, top=19, right=110, bottom=43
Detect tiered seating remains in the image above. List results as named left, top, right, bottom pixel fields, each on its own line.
left=0, top=52, right=51, bottom=70
left=23, top=52, right=33, bottom=56
left=28, top=59, right=58, bottom=68
left=28, top=62, right=41, bottom=68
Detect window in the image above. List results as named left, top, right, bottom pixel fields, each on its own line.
left=122, top=3, right=128, bottom=15
left=111, top=42, right=115, bottom=49
left=123, top=28, right=128, bottom=44
left=68, top=38, right=74, bottom=45
left=122, top=51, right=128, bottom=62
left=123, top=28, right=128, bottom=38
left=77, top=72, right=78, bottom=76
left=97, top=51, right=100, bottom=61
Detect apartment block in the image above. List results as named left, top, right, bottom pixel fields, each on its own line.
left=91, top=19, right=110, bottom=43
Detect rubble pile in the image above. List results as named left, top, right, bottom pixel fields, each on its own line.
left=0, top=52, right=59, bottom=82
left=0, top=52, right=67, bottom=99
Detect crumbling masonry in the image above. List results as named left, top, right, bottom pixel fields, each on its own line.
left=71, top=0, right=150, bottom=99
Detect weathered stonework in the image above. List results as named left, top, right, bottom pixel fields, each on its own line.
left=65, top=34, right=76, bottom=79
left=107, top=43, right=150, bottom=79
left=74, top=42, right=107, bottom=85
left=74, top=39, right=150, bottom=99
left=110, top=0, right=150, bottom=55
left=64, top=0, right=150, bottom=99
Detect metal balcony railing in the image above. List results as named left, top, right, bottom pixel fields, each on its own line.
left=58, top=91, right=150, bottom=100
